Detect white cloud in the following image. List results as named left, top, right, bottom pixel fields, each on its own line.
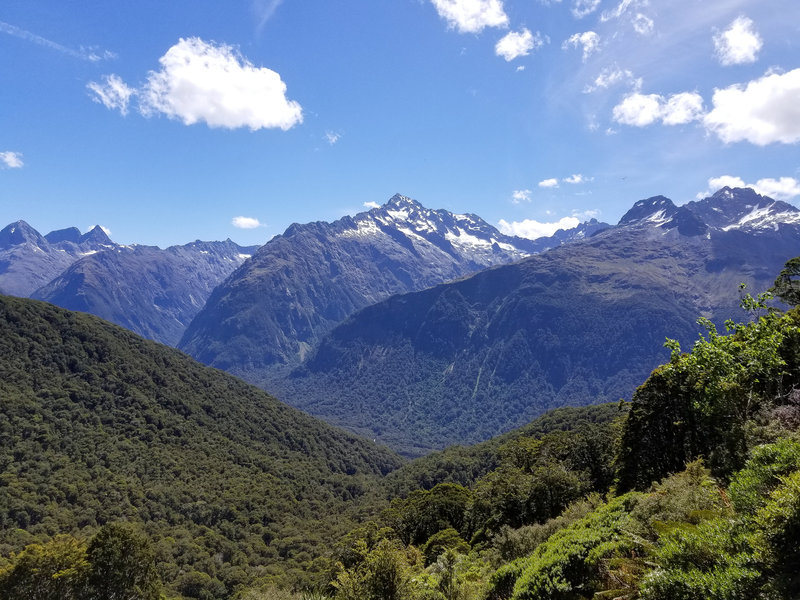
left=87, top=74, right=135, bottom=115
left=232, top=216, right=263, bottom=229
left=563, top=174, right=592, bottom=184
left=713, top=16, right=763, bottom=66
left=661, top=92, right=705, bottom=125
left=539, top=178, right=559, bottom=188
left=752, top=177, right=800, bottom=201
left=90, top=38, right=303, bottom=131
left=363, top=201, right=381, bottom=209
left=325, top=131, right=341, bottom=145
left=571, top=0, right=601, bottom=19
left=0, top=151, right=23, bottom=169
left=613, top=91, right=704, bottom=126
left=632, top=13, right=654, bottom=36
left=141, top=38, right=302, bottom=130
left=562, top=31, right=600, bottom=61
left=498, top=216, right=580, bottom=239
left=511, top=189, right=532, bottom=203
left=699, top=175, right=800, bottom=201
left=703, top=69, right=800, bottom=145
left=430, top=0, right=509, bottom=34
left=583, top=66, right=636, bottom=93
left=495, top=29, right=543, bottom=61
left=612, top=93, right=663, bottom=126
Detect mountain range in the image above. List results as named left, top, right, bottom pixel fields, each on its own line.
left=0, top=220, right=258, bottom=346
left=178, top=194, right=608, bottom=373
left=267, top=187, right=800, bottom=454
left=0, top=221, right=117, bottom=297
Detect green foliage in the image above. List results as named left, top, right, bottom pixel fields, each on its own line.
left=86, top=523, right=160, bottom=600
left=383, top=484, right=473, bottom=547
left=422, top=529, right=469, bottom=567
left=627, top=460, right=730, bottom=541
left=770, top=256, right=800, bottom=307
left=505, top=492, right=643, bottom=600
left=0, top=296, right=403, bottom=594
left=0, top=524, right=161, bottom=600
left=616, top=307, right=800, bottom=491
left=0, top=535, right=89, bottom=600
left=640, top=518, right=762, bottom=600
left=728, top=437, right=800, bottom=514
left=755, top=469, right=800, bottom=597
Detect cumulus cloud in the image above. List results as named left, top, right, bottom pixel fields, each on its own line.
left=571, top=0, right=601, bottom=19
left=699, top=175, right=800, bottom=201
left=613, top=91, right=704, bottom=126
left=363, top=201, right=381, bottom=209
left=703, top=69, right=800, bottom=145
left=661, top=92, right=706, bottom=125
left=714, top=16, right=763, bottom=66
left=495, top=29, right=544, bottom=61
left=563, top=174, right=592, bottom=184
left=0, top=151, right=23, bottom=169
left=539, top=178, right=560, bottom=188
left=562, top=31, right=600, bottom=61
left=89, top=38, right=303, bottom=131
left=612, top=93, right=663, bottom=126
left=511, top=189, right=532, bottom=203
left=87, top=74, right=135, bottom=115
left=232, top=216, right=263, bottom=229
left=498, top=216, right=580, bottom=239
left=430, top=0, right=509, bottom=33
left=583, top=66, right=636, bottom=93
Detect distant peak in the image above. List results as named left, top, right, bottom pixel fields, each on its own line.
left=618, top=196, right=678, bottom=225
left=0, top=220, right=46, bottom=249
left=618, top=195, right=707, bottom=236
left=45, top=227, right=82, bottom=244
left=385, top=193, right=420, bottom=209
left=79, top=225, right=113, bottom=246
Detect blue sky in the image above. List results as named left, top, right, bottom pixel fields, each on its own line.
left=2, top=0, right=799, bottom=246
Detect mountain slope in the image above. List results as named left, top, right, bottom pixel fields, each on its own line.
left=179, top=194, right=607, bottom=374
left=0, top=295, right=402, bottom=593
left=32, top=240, right=258, bottom=346
left=275, top=188, right=800, bottom=455
left=0, top=221, right=117, bottom=297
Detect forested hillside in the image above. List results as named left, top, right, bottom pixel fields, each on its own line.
left=0, top=296, right=401, bottom=597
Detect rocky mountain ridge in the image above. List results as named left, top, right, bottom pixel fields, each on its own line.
left=271, top=187, right=800, bottom=454
left=178, top=193, right=608, bottom=373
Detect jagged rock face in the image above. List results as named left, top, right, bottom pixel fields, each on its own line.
left=178, top=194, right=609, bottom=372
left=273, top=188, right=800, bottom=455
left=32, top=240, right=258, bottom=346
left=0, top=222, right=117, bottom=297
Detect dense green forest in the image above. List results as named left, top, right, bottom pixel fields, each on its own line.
left=0, top=296, right=401, bottom=597
left=2, top=261, right=800, bottom=599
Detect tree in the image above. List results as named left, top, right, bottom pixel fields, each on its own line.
left=770, top=256, right=800, bottom=307
left=0, top=535, right=89, bottom=600
left=85, top=523, right=160, bottom=600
